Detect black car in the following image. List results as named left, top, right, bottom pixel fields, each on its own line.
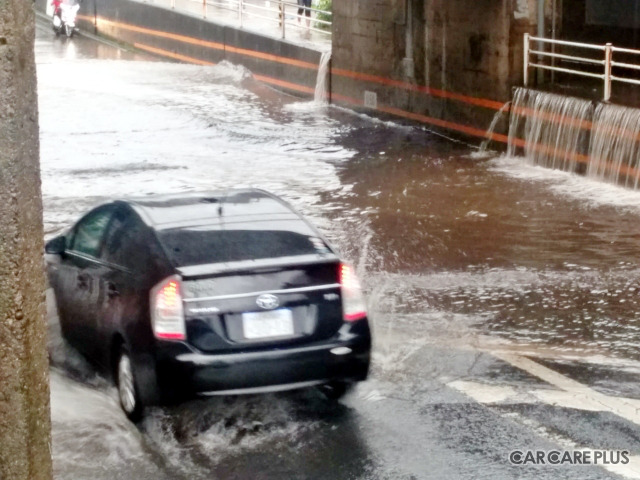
left=45, top=189, right=371, bottom=420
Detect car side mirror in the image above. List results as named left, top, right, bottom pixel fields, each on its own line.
left=45, top=236, right=66, bottom=255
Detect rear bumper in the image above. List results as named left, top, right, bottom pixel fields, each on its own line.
left=156, top=334, right=370, bottom=397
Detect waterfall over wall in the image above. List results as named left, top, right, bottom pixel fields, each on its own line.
left=508, top=88, right=593, bottom=173
left=314, top=51, right=331, bottom=105
left=507, top=87, right=640, bottom=189
left=588, top=104, right=640, bottom=188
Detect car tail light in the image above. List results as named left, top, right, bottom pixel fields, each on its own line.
left=150, top=275, right=186, bottom=341
left=339, top=263, right=367, bottom=322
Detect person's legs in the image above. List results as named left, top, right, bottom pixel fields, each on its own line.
left=304, top=0, right=311, bottom=27
left=297, top=0, right=304, bottom=22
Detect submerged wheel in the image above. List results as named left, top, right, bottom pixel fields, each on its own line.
left=117, top=348, right=144, bottom=422
left=318, top=381, right=352, bottom=400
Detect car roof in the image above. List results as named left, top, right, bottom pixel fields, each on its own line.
left=120, top=189, right=303, bottom=230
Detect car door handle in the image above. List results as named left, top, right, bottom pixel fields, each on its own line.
left=106, top=282, right=120, bottom=299
left=77, top=273, right=89, bottom=290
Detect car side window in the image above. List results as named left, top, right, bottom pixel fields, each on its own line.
left=69, top=207, right=113, bottom=258
left=102, top=208, right=158, bottom=272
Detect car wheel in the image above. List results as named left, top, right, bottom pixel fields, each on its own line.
left=117, top=348, right=144, bottom=422
left=318, top=381, right=351, bottom=400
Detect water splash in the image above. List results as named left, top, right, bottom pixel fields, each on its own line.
left=314, top=51, right=331, bottom=104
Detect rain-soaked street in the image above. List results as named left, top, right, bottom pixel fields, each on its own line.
left=36, top=18, right=640, bottom=480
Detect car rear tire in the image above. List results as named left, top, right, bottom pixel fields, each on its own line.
left=117, top=348, right=144, bottom=422
left=318, top=381, right=351, bottom=400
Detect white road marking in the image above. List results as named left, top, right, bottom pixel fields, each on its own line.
left=608, top=457, right=640, bottom=480
left=448, top=379, right=640, bottom=414
left=447, top=380, right=519, bottom=404
left=493, top=351, right=640, bottom=426
left=448, top=352, right=640, bottom=479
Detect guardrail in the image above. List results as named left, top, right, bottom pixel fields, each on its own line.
left=524, top=33, right=640, bottom=102
left=159, top=0, right=331, bottom=40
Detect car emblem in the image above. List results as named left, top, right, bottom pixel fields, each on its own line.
left=256, top=294, right=279, bottom=310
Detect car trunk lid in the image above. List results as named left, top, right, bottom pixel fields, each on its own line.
left=179, top=256, right=343, bottom=353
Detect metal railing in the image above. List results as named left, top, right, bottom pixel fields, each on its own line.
left=156, top=0, right=331, bottom=40
left=524, top=33, right=640, bottom=102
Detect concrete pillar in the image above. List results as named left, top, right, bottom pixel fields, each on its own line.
left=0, top=0, right=53, bottom=479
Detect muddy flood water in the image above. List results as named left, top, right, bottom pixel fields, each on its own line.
left=36, top=20, right=640, bottom=480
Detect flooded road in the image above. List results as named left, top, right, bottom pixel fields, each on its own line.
left=36, top=18, right=640, bottom=480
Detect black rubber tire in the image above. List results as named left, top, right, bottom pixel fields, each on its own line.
left=116, top=347, right=144, bottom=422
left=318, top=381, right=352, bottom=400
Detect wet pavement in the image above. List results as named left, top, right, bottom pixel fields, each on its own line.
left=36, top=18, right=640, bottom=480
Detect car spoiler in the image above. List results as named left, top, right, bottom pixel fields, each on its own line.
left=176, top=253, right=341, bottom=279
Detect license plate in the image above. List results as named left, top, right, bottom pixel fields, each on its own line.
left=242, top=309, right=294, bottom=339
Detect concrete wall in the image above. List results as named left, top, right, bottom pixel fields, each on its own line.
left=64, top=0, right=323, bottom=97
left=332, top=0, right=539, bottom=144
left=426, top=0, right=511, bottom=107
left=0, top=0, right=52, bottom=479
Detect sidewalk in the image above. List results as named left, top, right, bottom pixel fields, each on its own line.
left=135, top=0, right=331, bottom=51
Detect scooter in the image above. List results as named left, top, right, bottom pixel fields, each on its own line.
left=53, top=3, right=80, bottom=38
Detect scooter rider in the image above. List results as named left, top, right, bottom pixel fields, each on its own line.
left=51, top=0, right=62, bottom=17
left=52, top=0, right=80, bottom=37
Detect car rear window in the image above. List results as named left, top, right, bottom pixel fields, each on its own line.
left=157, top=227, right=330, bottom=266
